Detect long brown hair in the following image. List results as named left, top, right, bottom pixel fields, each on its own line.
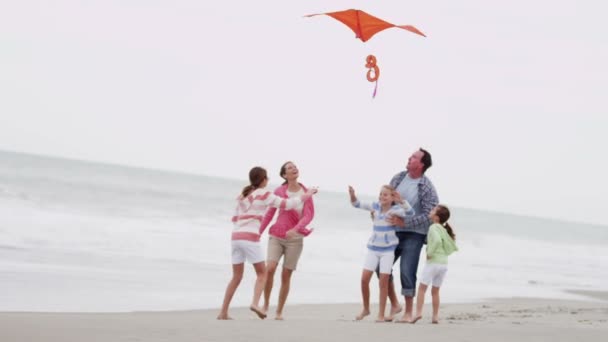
left=435, top=204, right=456, bottom=240
left=279, top=161, right=294, bottom=185
left=241, top=166, right=267, bottom=197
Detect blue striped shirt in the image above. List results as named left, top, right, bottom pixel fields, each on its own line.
left=352, top=200, right=415, bottom=251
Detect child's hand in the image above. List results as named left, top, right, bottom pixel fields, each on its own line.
left=392, top=190, right=404, bottom=204
left=348, top=185, right=357, bottom=203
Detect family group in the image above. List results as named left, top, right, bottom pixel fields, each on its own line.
left=217, top=148, right=458, bottom=324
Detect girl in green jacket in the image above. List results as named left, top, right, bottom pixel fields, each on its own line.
left=411, top=205, right=458, bottom=324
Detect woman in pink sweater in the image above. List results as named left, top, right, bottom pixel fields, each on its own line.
left=259, top=161, right=315, bottom=320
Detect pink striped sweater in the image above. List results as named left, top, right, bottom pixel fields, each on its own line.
left=232, top=188, right=303, bottom=242
left=259, top=183, right=314, bottom=239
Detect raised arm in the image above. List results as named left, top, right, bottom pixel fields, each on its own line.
left=264, top=188, right=317, bottom=210
left=391, top=190, right=415, bottom=217
left=349, top=185, right=375, bottom=211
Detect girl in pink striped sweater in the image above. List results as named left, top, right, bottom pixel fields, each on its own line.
left=217, top=166, right=317, bottom=320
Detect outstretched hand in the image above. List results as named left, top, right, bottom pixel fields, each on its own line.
left=348, top=185, right=357, bottom=203
left=303, top=187, right=319, bottom=200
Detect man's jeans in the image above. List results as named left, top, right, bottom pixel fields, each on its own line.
left=393, top=232, right=426, bottom=297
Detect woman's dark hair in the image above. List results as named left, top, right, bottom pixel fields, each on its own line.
left=435, top=204, right=456, bottom=240
left=241, top=166, right=267, bottom=197
left=279, top=161, right=293, bottom=185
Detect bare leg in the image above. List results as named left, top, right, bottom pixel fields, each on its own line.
left=387, top=279, right=399, bottom=308
left=275, top=267, right=294, bottom=320
left=263, top=261, right=278, bottom=313
left=249, top=261, right=267, bottom=319
left=387, top=245, right=402, bottom=313
left=431, top=286, right=440, bottom=323
left=217, top=263, right=244, bottom=320
left=386, top=280, right=402, bottom=320
left=404, top=296, right=414, bottom=321
left=376, top=273, right=390, bottom=322
left=398, top=296, right=415, bottom=322
left=356, top=270, right=373, bottom=320
left=411, top=283, right=427, bottom=324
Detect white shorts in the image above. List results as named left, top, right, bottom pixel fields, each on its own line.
left=420, top=263, right=448, bottom=287
left=231, top=240, right=264, bottom=265
left=363, top=249, right=395, bottom=274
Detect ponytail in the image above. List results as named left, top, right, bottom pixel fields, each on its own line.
left=443, top=222, right=456, bottom=241
left=435, top=204, right=456, bottom=240
left=241, top=184, right=256, bottom=198
left=241, top=166, right=268, bottom=198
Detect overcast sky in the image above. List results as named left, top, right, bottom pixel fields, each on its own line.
left=1, top=1, right=607, bottom=225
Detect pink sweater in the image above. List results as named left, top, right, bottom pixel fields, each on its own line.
left=259, top=183, right=314, bottom=238
left=232, top=188, right=303, bottom=242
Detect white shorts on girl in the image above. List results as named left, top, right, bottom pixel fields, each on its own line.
left=231, top=240, right=264, bottom=264
left=363, top=249, right=395, bottom=274
left=420, top=263, right=448, bottom=287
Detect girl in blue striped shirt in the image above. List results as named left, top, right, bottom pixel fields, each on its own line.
left=348, top=185, right=414, bottom=322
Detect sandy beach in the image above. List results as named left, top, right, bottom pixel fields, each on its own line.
left=1, top=291, right=606, bottom=342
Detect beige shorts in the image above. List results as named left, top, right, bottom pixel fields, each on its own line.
left=267, top=236, right=304, bottom=270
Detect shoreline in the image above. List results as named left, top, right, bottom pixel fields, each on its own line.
left=1, top=293, right=606, bottom=342
left=1, top=288, right=604, bottom=315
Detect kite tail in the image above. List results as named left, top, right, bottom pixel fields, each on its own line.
left=372, top=80, right=378, bottom=98
left=365, top=55, right=380, bottom=99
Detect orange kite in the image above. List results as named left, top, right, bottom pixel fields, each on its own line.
left=305, top=9, right=426, bottom=42
left=305, top=9, right=426, bottom=98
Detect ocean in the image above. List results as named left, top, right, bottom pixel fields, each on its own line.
left=1, top=150, right=606, bottom=312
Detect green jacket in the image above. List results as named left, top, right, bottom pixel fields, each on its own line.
left=426, top=223, right=458, bottom=264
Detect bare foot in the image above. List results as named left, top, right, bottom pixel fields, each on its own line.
left=216, top=314, right=233, bottom=320
left=355, top=309, right=370, bottom=321
left=391, top=305, right=403, bottom=316
left=432, top=319, right=439, bottom=324
left=396, top=314, right=412, bottom=323
left=375, top=316, right=386, bottom=323
left=385, top=305, right=403, bottom=322
left=249, top=305, right=267, bottom=319
left=410, top=315, right=422, bottom=324
left=275, top=314, right=284, bottom=321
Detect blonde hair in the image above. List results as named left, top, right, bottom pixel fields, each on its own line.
left=381, top=185, right=397, bottom=205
